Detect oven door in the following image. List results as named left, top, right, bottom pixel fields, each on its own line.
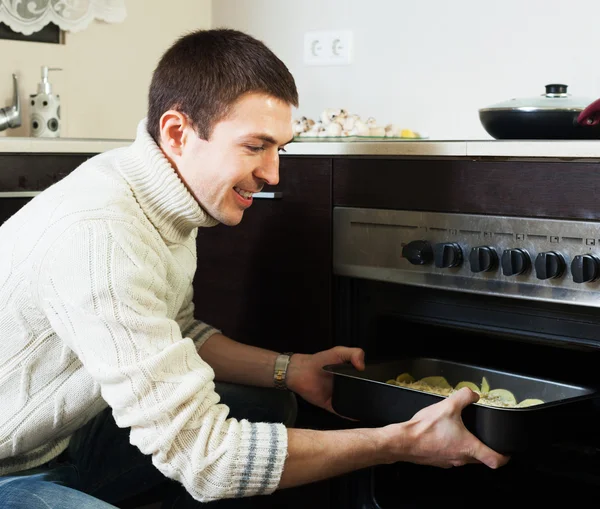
left=331, top=276, right=600, bottom=507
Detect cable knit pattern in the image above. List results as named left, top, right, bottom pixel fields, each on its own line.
left=0, top=120, right=289, bottom=501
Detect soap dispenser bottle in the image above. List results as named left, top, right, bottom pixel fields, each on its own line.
left=30, top=66, right=62, bottom=138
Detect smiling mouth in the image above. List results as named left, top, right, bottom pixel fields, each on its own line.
left=234, top=186, right=258, bottom=199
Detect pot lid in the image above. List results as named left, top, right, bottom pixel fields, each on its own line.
left=479, top=84, right=596, bottom=113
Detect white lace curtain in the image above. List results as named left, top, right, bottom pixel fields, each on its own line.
left=0, top=0, right=126, bottom=36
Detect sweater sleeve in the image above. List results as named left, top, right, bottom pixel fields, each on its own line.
left=35, top=219, right=288, bottom=502
left=175, top=285, right=220, bottom=352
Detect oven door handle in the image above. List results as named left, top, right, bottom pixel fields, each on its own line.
left=0, top=191, right=40, bottom=198
left=252, top=191, right=282, bottom=199
left=0, top=190, right=284, bottom=200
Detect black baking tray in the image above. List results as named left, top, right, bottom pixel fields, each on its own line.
left=324, top=357, right=600, bottom=455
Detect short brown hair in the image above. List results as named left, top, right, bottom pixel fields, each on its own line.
left=147, top=28, right=299, bottom=142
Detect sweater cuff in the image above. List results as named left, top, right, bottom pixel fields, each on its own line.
left=183, top=320, right=220, bottom=351
left=229, top=421, right=288, bottom=498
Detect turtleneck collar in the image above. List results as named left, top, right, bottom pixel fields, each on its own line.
left=117, top=119, right=218, bottom=244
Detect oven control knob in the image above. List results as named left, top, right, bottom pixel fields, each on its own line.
left=501, top=248, right=531, bottom=276
left=402, top=240, right=433, bottom=265
left=571, top=254, right=600, bottom=283
left=469, top=246, right=498, bottom=273
left=433, top=242, right=463, bottom=268
left=534, top=251, right=565, bottom=280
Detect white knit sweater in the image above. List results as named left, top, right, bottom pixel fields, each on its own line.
left=0, top=119, right=288, bottom=501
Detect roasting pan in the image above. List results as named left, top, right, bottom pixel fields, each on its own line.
left=324, top=357, right=600, bottom=455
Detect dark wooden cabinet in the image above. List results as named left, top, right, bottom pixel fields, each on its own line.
left=191, top=156, right=334, bottom=509
left=192, top=156, right=333, bottom=354
left=0, top=154, right=91, bottom=191
left=0, top=196, right=30, bottom=225
left=333, top=156, right=600, bottom=220
left=0, top=154, right=92, bottom=225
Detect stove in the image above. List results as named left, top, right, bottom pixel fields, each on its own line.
left=330, top=205, right=600, bottom=507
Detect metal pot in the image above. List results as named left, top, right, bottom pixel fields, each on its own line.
left=479, top=84, right=600, bottom=140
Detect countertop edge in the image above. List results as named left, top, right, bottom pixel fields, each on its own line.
left=1, top=138, right=600, bottom=159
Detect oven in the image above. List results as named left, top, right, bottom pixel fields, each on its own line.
left=327, top=158, right=600, bottom=507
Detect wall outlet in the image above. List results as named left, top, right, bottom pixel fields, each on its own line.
left=304, top=30, right=353, bottom=66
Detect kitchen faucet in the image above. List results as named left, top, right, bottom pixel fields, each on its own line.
left=0, top=74, right=22, bottom=132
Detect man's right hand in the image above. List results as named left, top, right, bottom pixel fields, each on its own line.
left=377, top=387, right=510, bottom=469
left=280, top=386, right=509, bottom=490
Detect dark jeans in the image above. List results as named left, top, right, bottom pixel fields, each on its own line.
left=0, top=382, right=297, bottom=508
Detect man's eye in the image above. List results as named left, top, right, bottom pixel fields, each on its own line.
left=278, top=147, right=287, bottom=154
left=246, top=145, right=265, bottom=153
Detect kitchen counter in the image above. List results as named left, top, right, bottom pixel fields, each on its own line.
left=289, top=139, right=600, bottom=159
left=0, top=137, right=131, bottom=154
left=2, top=136, right=600, bottom=159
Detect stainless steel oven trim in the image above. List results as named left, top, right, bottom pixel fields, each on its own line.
left=333, top=206, right=600, bottom=308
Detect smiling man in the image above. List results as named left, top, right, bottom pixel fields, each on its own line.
left=0, top=28, right=508, bottom=509
left=157, top=93, right=293, bottom=227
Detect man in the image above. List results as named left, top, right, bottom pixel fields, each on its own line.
left=0, top=28, right=508, bottom=508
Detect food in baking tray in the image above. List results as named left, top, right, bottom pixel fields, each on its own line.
left=385, top=373, right=544, bottom=408
left=292, top=108, right=425, bottom=139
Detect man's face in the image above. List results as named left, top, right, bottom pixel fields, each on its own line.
left=171, top=92, right=293, bottom=226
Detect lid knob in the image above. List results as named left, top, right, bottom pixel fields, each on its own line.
left=545, top=84, right=568, bottom=94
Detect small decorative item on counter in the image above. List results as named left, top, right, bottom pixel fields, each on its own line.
left=292, top=108, right=426, bottom=140
left=30, top=66, right=62, bottom=138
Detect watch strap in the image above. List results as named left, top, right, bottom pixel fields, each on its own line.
left=273, top=352, right=294, bottom=390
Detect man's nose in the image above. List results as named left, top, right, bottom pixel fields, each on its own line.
left=256, top=152, right=280, bottom=186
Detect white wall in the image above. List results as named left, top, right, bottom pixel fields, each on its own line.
left=212, top=0, right=600, bottom=140
left=1, top=0, right=211, bottom=139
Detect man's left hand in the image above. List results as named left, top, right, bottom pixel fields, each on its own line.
left=284, top=346, right=365, bottom=414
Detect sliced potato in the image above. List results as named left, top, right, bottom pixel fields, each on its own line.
left=517, top=398, right=544, bottom=407
left=481, top=376, right=490, bottom=394
left=395, top=372, right=415, bottom=384
left=455, top=381, right=480, bottom=392
left=487, top=388, right=518, bottom=406
left=419, top=376, right=452, bottom=390
left=388, top=371, right=541, bottom=409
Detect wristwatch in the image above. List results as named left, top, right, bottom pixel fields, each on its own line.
left=273, top=352, right=294, bottom=390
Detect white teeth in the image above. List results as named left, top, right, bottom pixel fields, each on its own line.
left=234, top=187, right=254, bottom=199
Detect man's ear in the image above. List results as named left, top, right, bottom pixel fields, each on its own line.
left=159, top=110, right=190, bottom=156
